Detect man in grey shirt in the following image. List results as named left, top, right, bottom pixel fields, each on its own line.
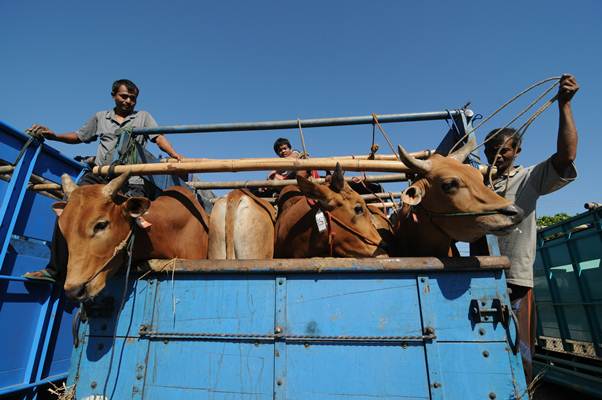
left=484, top=74, right=579, bottom=383
left=29, top=78, right=182, bottom=195
left=24, top=79, right=183, bottom=282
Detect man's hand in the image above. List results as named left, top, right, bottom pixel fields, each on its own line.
left=171, top=153, right=184, bottom=162
left=558, top=74, right=579, bottom=105
left=27, top=124, right=55, bottom=139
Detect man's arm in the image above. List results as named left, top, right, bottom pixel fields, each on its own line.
left=155, top=135, right=183, bottom=161
left=551, top=74, right=579, bottom=175
left=28, top=124, right=82, bottom=144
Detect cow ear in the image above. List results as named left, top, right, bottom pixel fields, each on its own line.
left=123, top=197, right=151, bottom=218
left=402, top=185, right=423, bottom=206
left=52, top=201, right=67, bottom=217
left=297, top=175, right=337, bottom=210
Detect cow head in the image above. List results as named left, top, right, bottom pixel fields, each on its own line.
left=54, top=173, right=150, bottom=301
left=296, top=164, right=386, bottom=257
left=397, top=138, right=523, bottom=242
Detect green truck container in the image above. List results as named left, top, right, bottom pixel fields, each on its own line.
left=534, top=205, right=602, bottom=397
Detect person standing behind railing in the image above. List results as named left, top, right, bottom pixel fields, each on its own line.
left=23, top=78, right=183, bottom=283
left=484, top=74, right=579, bottom=384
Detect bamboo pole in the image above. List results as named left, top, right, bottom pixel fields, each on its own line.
left=93, top=158, right=415, bottom=176
left=160, top=150, right=433, bottom=163
left=188, top=173, right=409, bottom=190
left=210, top=192, right=403, bottom=204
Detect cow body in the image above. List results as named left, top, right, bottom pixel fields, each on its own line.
left=275, top=165, right=385, bottom=258
left=393, top=142, right=523, bottom=257
left=208, top=189, right=276, bottom=259
left=56, top=173, right=209, bottom=301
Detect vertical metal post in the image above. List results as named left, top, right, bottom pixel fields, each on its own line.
left=417, top=275, right=444, bottom=400
left=0, top=139, right=42, bottom=269
left=274, top=276, right=287, bottom=400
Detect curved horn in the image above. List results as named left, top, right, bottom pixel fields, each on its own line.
left=61, top=174, right=79, bottom=199
left=449, top=134, right=477, bottom=162
left=397, top=144, right=432, bottom=174
left=102, top=172, right=131, bottom=199
left=330, top=163, right=345, bottom=193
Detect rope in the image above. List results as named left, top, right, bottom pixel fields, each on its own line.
left=448, top=76, right=562, bottom=154
left=297, top=119, right=309, bottom=158
left=368, top=122, right=378, bottom=159
left=371, top=113, right=401, bottom=161
left=102, top=227, right=136, bottom=400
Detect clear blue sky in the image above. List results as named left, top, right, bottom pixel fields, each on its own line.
left=1, top=1, right=600, bottom=216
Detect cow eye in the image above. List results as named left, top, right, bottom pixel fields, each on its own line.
left=93, top=220, right=109, bottom=233
left=441, top=179, right=460, bottom=194
left=354, top=204, right=364, bottom=215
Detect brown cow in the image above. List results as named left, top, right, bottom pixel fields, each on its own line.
left=274, top=164, right=386, bottom=258
left=54, top=173, right=209, bottom=301
left=393, top=138, right=523, bottom=257
left=208, top=189, right=276, bottom=259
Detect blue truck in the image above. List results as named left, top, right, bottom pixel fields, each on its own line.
left=0, top=111, right=533, bottom=399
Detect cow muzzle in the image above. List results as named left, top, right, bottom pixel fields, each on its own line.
left=64, top=282, right=88, bottom=302
left=496, top=204, right=524, bottom=224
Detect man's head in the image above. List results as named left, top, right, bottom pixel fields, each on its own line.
left=273, top=138, right=292, bottom=158
left=111, top=79, right=139, bottom=116
left=484, top=128, right=521, bottom=175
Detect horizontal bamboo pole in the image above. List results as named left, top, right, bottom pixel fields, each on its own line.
left=188, top=173, right=409, bottom=190
left=210, top=192, right=403, bottom=204
left=161, top=150, right=433, bottom=163
left=94, top=159, right=416, bottom=176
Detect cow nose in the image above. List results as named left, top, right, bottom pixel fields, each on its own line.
left=64, top=284, right=86, bottom=301
left=497, top=204, right=524, bottom=223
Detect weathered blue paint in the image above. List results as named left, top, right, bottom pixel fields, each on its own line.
left=534, top=206, right=602, bottom=397
left=69, top=263, right=527, bottom=399
left=0, top=121, right=83, bottom=399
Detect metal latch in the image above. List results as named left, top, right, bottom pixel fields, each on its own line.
left=469, top=298, right=509, bottom=326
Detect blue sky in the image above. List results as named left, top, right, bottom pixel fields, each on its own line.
left=1, top=1, right=600, bottom=216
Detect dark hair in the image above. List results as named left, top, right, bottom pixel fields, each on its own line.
left=111, top=79, right=139, bottom=96
left=485, top=128, right=521, bottom=149
left=273, top=137, right=292, bottom=154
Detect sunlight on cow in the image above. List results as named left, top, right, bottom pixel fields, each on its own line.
left=275, top=164, right=387, bottom=258
left=54, top=173, right=209, bottom=302
left=393, top=137, right=524, bottom=257
left=208, top=189, right=276, bottom=259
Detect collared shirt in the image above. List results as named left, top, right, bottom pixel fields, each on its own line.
left=76, top=109, right=159, bottom=167
left=492, top=157, right=577, bottom=287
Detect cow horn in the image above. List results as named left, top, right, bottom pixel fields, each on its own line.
left=449, top=134, right=477, bottom=162
left=61, top=174, right=79, bottom=199
left=330, top=163, right=345, bottom=193
left=397, top=144, right=432, bottom=174
left=102, top=172, right=131, bottom=199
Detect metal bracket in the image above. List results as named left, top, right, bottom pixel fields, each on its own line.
left=469, top=298, right=508, bottom=326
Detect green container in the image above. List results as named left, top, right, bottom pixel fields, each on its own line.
left=533, top=206, right=602, bottom=397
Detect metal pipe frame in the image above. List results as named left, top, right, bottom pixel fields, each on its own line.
left=132, top=110, right=467, bottom=135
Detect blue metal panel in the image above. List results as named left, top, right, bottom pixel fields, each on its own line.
left=0, top=121, right=83, bottom=399
left=0, top=280, right=52, bottom=389
left=12, top=192, right=59, bottom=242
left=68, top=265, right=527, bottom=400
left=285, top=273, right=423, bottom=337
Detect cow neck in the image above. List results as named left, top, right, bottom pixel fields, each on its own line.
left=305, top=197, right=381, bottom=257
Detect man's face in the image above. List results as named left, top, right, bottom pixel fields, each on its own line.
left=277, top=144, right=292, bottom=158
left=113, top=85, right=137, bottom=115
left=484, top=136, right=520, bottom=174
